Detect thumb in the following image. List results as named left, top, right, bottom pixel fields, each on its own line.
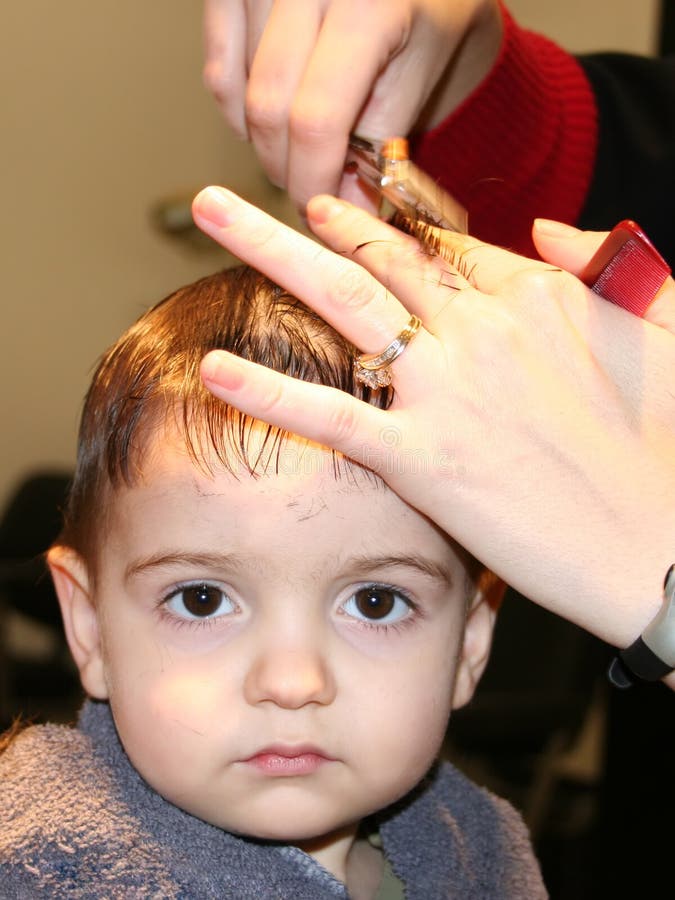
left=532, top=218, right=675, bottom=333
left=532, top=218, right=605, bottom=275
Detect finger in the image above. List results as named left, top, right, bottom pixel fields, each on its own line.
left=433, top=226, right=675, bottom=338
left=203, top=0, right=249, bottom=139
left=243, top=0, right=274, bottom=69
left=200, top=351, right=393, bottom=467
left=351, top=12, right=451, bottom=139
left=423, top=229, right=561, bottom=295
left=307, top=194, right=472, bottom=322
left=532, top=219, right=606, bottom=275
left=336, top=169, right=381, bottom=213
left=533, top=218, right=675, bottom=333
left=285, top=0, right=411, bottom=209
left=192, top=187, right=428, bottom=362
left=245, top=0, right=322, bottom=188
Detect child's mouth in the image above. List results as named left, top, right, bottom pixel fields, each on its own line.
left=243, top=745, right=334, bottom=776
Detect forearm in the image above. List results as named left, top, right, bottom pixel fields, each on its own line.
left=411, top=2, right=597, bottom=257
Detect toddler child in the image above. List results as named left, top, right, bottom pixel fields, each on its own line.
left=0, top=266, right=546, bottom=898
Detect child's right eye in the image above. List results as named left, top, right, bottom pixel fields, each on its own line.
left=163, top=582, right=235, bottom=621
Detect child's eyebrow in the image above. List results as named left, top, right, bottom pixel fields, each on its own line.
left=123, top=551, right=456, bottom=588
left=344, top=554, right=456, bottom=588
left=124, top=552, right=247, bottom=584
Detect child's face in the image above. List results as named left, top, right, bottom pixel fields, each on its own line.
left=51, top=427, right=493, bottom=867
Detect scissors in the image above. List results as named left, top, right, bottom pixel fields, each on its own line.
left=346, top=134, right=468, bottom=234
left=347, top=134, right=670, bottom=318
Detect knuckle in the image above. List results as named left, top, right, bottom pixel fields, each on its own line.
left=508, top=266, right=578, bottom=316
left=288, top=104, right=337, bottom=150
left=203, top=62, right=233, bottom=104
left=245, top=89, right=287, bottom=136
left=244, top=219, right=286, bottom=254
left=510, top=267, right=555, bottom=296
left=320, top=400, right=360, bottom=449
left=256, top=378, right=286, bottom=420
left=455, top=291, right=520, bottom=360
left=203, top=64, right=248, bottom=139
left=330, top=264, right=378, bottom=313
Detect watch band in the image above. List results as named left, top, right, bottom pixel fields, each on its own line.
left=608, top=564, right=675, bottom=688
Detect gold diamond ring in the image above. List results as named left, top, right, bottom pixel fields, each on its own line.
left=354, top=315, right=422, bottom=388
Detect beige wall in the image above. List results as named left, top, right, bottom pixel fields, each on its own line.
left=0, top=1, right=661, bottom=511
left=1, top=1, right=300, bottom=510
left=509, top=0, right=660, bottom=53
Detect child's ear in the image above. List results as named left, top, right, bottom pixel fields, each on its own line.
left=452, top=571, right=505, bottom=710
left=47, top=545, right=109, bottom=700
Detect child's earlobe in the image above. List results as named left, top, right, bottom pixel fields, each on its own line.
left=47, top=546, right=109, bottom=701
left=451, top=573, right=504, bottom=710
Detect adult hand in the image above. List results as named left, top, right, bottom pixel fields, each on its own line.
left=192, top=186, right=675, bottom=688
left=203, top=0, right=502, bottom=212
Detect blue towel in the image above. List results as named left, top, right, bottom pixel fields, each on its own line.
left=0, top=701, right=546, bottom=898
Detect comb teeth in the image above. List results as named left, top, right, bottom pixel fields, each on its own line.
left=581, top=219, right=671, bottom=318
left=590, top=240, right=669, bottom=316
left=388, top=211, right=442, bottom=258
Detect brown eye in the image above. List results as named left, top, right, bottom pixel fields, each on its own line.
left=355, top=587, right=396, bottom=619
left=343, top=586, right=412, bottom=625
left=165, top=583, right=234, bottom=620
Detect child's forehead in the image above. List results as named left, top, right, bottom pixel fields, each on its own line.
left=93, top=423, right=473, bottom=597
left=90, top=410, right=469, bottom=562
left=100, top=420, right=396, bottom=543
left=103, top=422, right=461, bottom=560
left=138, top=418, right=383, bottom=494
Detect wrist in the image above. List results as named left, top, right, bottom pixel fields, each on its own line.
left=609, top=565, right=675, bottom=689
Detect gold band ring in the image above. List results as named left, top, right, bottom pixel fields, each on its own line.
left=354, top=315, right=422, bottom=388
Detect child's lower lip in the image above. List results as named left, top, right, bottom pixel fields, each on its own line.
left=245, top=752, right=329, bottom=776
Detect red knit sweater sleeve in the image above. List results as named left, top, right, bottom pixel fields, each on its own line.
left=410, top=3, right=598, bottom=258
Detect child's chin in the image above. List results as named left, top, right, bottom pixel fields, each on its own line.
left=228, top=812, right=357, bottom=845
left=236, top=821, right=343, bottom=844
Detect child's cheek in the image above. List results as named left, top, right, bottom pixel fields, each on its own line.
left=108, top=640, right=234, bottom=748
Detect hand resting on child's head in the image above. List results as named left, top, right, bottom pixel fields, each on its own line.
left=192, top=187, right=675, bottom=693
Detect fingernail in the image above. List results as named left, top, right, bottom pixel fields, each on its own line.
left=533, top=218, right=581, bottom=239
left=307, top=194, right=349, bottom=226
left=193, top=186, right=237, bottom=228
left=200, top=351, right=246, bottom=392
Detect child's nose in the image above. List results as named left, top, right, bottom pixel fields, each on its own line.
left=244, top=640, right=336, bottom=709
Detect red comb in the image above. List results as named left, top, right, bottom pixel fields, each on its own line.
left=580, top=220, right=671, bottom=317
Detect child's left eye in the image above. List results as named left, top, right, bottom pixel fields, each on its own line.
left=163, top=582, right=235, bottom=620
left=341, top=586, right=413, bottom=625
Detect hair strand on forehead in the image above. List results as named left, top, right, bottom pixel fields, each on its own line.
left=60, top=266, right=391, bottom=563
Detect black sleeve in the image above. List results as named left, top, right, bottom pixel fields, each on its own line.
left=576, top=53, right=675, bottom=265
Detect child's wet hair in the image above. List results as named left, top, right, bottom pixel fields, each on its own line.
left=60, top=266, right=390, bottom=565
